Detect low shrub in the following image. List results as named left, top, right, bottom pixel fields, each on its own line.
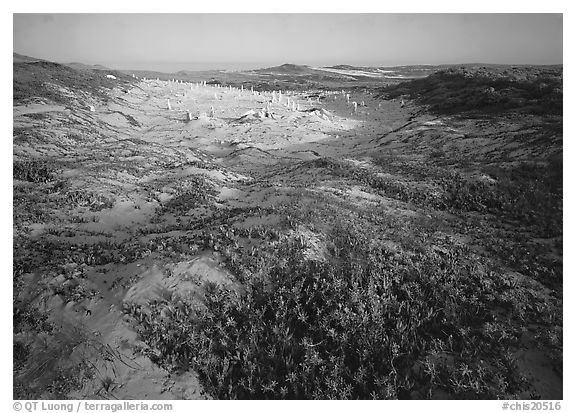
left=65, top=189, right=114, bottom=211
left=160, top=176, right=218, bottom=215
left=13, top=160, right=56, bottom=183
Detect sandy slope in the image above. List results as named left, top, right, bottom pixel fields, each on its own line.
left=14, top=80, right=373, bottom=399
left=13, top=77, right=562, bottom=399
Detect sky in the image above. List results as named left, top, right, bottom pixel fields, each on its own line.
left=13, top=13, right=563, bottom=71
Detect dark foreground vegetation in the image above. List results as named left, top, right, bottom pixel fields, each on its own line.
left=122, top=154, right=562, bottom=399
left=125, top=225, right=534, bottom=399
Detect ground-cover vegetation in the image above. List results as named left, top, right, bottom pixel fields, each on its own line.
left=13, top=59, right=562, bottom=399
left=377, top=66, right=562, bottom=116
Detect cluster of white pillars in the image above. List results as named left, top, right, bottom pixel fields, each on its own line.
left=163, top=79, right=344, bottom=120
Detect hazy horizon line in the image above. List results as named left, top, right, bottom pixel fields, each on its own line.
left=54, top=60, right=568, bottom=73
left=14, top=51, right=563, bottom=73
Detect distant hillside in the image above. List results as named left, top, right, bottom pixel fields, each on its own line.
left=13, top=53, right=48, bottom=63
left=14, top=53, right=112, bottom=71
left=254, top=63, right=312, bottom=74
left=252, top=63, right=389, bottom=82
left=66, top=62, right=110, bottom=71
left=121, top=62, right=437, bottom=84
left=377, top=65, right=563, bottom=116
left=14, top=59, right=136, bottom=105
left=326, top=64, right=358, bottom=70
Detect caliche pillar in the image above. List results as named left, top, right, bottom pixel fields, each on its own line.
left=166, top=99, right=172, bottom=110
